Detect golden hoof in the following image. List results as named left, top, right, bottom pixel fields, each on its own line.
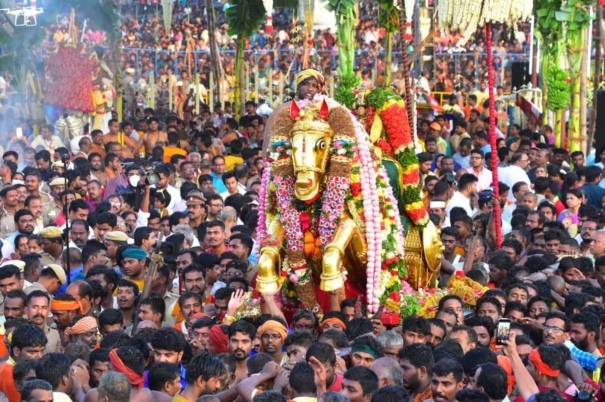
left=256, top=279, right=279, bottom=295
left=320, top=275, right=344, bottom=292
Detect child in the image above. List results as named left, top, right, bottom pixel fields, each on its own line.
left=154, top=189, right=172, bottom=218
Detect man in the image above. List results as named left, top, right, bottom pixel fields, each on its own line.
left=206, top=194, right=224, bottom=222
left=453, top=138, right=472, bottom=169
left=133, top=227, right=157, bottom=254
left=64, top=315, right=99, bottom=351
left=88, top=349, right=110, bottom=388
left=20, top=379, right=53, bottom=402
left=24, top=291, right=61, bottom=353
left=2, top=210, right=35, bottom=257
left=150, top=328, right=187, bottom=390
left=98, top=372, right=131, bottom=402
left=69, top=219, right=90, bottom=250
left=136, top=117, right=168, bottom=158
left=400, top=316, right=430, bottom=346
left=174, top=353, right=226, bottom=402
left=66, top=280, right=96, bottom=318
left=257, top=319, right=288, bottom=365
left=228, top=320, right=256, bottom=382
left=0, top=264, right=23, bottom=301
left=229, top=233, right=254, bottom=277
left=468, top=149, right=492, bottom=191
left=499, top=152, right=532, bottom=202
left=371, top=357, right=404, bottom=388
left=138, top=294, right=166, bottom=329
left=24, top=171, right=50, bottom=204
left=104, top=231, right=129, bottom=269
left=205, top=221, right=229, bottom=256
left=74, top=240, right=109, bottom=283
left=186, top=192, right=206, bottom=230
left=85, top=180, right=103, bottom=213
left=569, top=312, right=601, bottom=356
left=341, top=366, right=379, bottom=402
left=0, top=186, right=18, bottom=238
left=0, top=325, right=47, bottom=402
left=518, top=345, right=574, bottom=402
left=39, top=227, right=64, bottom=266
left=449, top=325, right=478, bottom=354
left=23, top=264, right=65, bottom=297
left=471, top=363, right=509, bottom=402
left=104, top=119, right=137, bottom=158
left=89, top=153, right=108, bottom=187
left=24, top=196, right=44, bottom=234
left=210, top=156, right=228, bottom=194
left=30, top=125, right=66, bottom=152
left=50, top=293, right=79, bottom=346
left=399, top=343, right=433, bottom=402
left=3, top=289, right=26, bottom=321
left=119, top=247, right=148, bottom=292
left=445, top=174, right=478, bottom=218
left=42, top=178, right=68, bottom=225
left=431, top=358, right=464, bottom=402
left=220, top=172, right=244, bottom=200
left=116, top=279, right=138, bottom=328
left=580, top=166, right=605, bottom=209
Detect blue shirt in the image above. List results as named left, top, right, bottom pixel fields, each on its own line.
left=56, top=266, right=84, bottom=295
left=210, top=172, right=228, bottom=193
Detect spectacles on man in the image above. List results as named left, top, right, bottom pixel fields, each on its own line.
left=543, top=325, right=563, bottom=333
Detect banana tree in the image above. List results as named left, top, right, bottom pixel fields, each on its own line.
left=323, top=0, right=359, bottom=79
left=378, top=0, right=399, bottom=87
left=226, top=0, right=267, bottom=117
left=557, top=0, right=592, bottom=152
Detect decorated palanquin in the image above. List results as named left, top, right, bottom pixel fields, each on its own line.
left=255, top=96, right=408, bottom=314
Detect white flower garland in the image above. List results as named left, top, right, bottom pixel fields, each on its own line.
left=439, top=0, right=533, bottom=45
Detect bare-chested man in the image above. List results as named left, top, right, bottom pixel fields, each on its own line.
left=103, top=118, right=138, bottom=158
left=136, top=117, right=168, bottom=158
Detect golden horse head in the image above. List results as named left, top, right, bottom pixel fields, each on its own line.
left=289, top=99, right=333, bottom=202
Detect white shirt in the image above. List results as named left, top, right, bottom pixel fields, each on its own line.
left=498, top=165, right=532, bottom=202
left=445, top=191, right=475, bottom=217
left=468, top=167, right=493, bottom=191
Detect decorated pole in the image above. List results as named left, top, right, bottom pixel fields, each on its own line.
left=397, top=0, right=415, bottom=129
left=485, top=24, right=502, bottom=249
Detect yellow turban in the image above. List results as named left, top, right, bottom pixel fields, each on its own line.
left=295, top=69, right=325, bottom=91
left=257, top=320, right=288, bottom=352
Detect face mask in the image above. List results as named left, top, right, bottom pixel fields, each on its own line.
left=129, top=174, right=141, bottom=187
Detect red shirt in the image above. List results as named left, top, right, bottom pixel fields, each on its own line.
left=327, top=374, right=343, bottom=393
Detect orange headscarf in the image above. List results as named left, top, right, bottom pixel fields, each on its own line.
left=321, top=318, right=347, bottom=331
left=257, top=320, right=288, bottom=352
left=109, top=348, right=145, bottom=389
left=64, top=316, right=97, bottom=336
left=51, top=300, right=81, bottom=314
left=529, top=348, right=560, bottom=377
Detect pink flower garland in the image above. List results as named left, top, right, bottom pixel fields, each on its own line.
left=351, top=116, right=382, bottom=313
left=253, top=162, right=272, bottom=259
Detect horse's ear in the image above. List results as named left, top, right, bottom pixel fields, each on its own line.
left=320, top=99, right=329, bottom=120
left=290, top=101, right=300, bottom=120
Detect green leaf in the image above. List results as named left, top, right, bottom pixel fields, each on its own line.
left=555, top=10, right=573, bottom=21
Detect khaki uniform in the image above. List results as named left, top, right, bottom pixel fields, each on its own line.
left=40, top=251, right=62, bottom=266
left=23, top=282, right=53, bottom=298
left=38, top=192, right=51, bottom=205
left=42, top=200, right=61, bottom=225
left=0, top=209, right=14, bottom=239
left=43, top=324, right=62, bottom=353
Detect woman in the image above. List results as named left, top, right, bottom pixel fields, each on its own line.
left=28, top=235, right=42, bottom=254
left=13, top=234, right=29, bottom=259
left=534, top=166, right=548, bottom=179
left=559, top=189, right=582, bottom=237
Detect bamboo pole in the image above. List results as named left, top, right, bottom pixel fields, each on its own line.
left=329, top=75, right=334, bottom=98
left=149, top=71, right=155, bottom=110
left=209, top=71, right=214, bottom=112
left=279, top=72, right=284, bottom=104
left=195, top=74, right=200, bottom=115
left=268, top=67, right=273, bottom=107
left=254, top=62, right=260, bottom=103
left=588, top=1, right=603, bottom=154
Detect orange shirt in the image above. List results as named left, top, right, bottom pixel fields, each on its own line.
left=0, top=360, right=19, bottom=402
left=90, top=143, right=107, bottom=160
left=163, top=146, right=187, bottom=163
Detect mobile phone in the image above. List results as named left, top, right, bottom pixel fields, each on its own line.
left=16, top=127, right=23, bottom=139
left=495, top=318, right=511, bottom=346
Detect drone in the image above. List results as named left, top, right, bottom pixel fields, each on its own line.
left=1, top=0, right=43, bottom=27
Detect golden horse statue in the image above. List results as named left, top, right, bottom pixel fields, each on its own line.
left=256, top=97, right=407, bottom=312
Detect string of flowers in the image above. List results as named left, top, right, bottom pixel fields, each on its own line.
left=252, top=162, right=272, bottom=259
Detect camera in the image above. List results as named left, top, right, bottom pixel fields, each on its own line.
left=139, top=162, right=161, bottom=186
left=575, top=391, right=595, bottom=402
left=61, top=153, right=70, bottom=164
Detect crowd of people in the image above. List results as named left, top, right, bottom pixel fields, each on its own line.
left=0, top=8, right=601, bottom=402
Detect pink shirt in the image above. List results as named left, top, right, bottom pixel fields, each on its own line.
left=469, top=167, right=493, bottom=191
